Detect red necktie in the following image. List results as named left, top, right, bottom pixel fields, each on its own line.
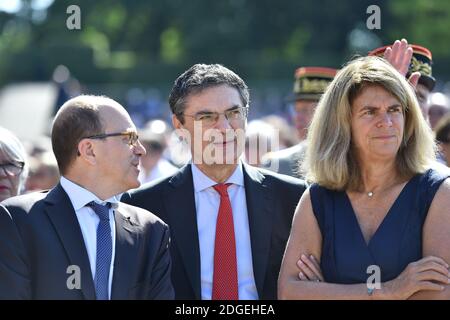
left=212, top=183, right=238, bottom=300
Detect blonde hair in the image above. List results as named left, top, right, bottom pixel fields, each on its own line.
left=302, top=56, right=436, bottom=190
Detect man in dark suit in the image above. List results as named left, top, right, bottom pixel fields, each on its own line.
left=0, top=95, right=174, bottom=299
left=122, top=64, right=306, bottom=300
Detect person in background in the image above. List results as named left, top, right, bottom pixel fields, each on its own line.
left=25, top=151, right=60, bottom=192
left=435, top=114, right=450, bottom=167
left=0, top=126, right=28, bottom=202
left=23, top=136, right=53, bottom=159
left=287, top=67, right=338, bottom=141
left=244, top=120, right=279, bottom=167
left=138, top=120, right=178, bottom=184
left=278, top=56, right=450, bottom=300
left=369, top=40, right=435, bottom=122
left=261, top=67, right=337, bottom=177
left=261, top=115, right=298, bottom=150
left=428, top=92, right=450, bottom=131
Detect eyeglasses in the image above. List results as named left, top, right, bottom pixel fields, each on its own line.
left=181, top=106, right=248, bottom=126
left=83, top=131, right=140, bottom=147
left=0, top=161, right=25, bottom=176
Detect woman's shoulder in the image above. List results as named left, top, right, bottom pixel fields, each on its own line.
left=418, top=164, right=450, bottom=186
left=309, top=183, right=342, bottom=199
left=413, top=165, right=450, bottom=215
left=308, top=183, right=341, bottom=216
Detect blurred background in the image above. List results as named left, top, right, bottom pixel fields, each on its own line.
left=1, top=0, right=450, bottom=192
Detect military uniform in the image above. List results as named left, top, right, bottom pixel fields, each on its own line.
left=262, top=67, right=336, bottom=178
left=368, top=44, right=435, bottom=91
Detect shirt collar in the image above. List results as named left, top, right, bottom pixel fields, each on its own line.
left=191, top=161, right=245, bottom=193
left=60, top=176, right=120, bottom=210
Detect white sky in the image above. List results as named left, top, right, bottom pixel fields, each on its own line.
left=0, top=0, right=54, bottom=13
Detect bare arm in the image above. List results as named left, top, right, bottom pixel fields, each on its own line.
left=278, top=188, right=449, bottom=300
left=409, top=178, right=450, bottom=299
left=278, top=189, right=386, bottom=299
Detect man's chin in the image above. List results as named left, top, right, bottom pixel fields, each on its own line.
left=202, top=157, right=240, bottom=166
left=199, top=150, right=242, bottom=166
left=126, top=179, right=141, bottom=191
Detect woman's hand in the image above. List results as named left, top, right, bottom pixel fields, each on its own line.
left=297, top=254, right=324, bottom=282
left=383, top=256, right=450, bottom=299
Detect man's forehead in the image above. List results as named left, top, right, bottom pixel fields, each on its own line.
left=295, top=100, right=318, bottom=108
left=99, top=106, right=134, bottom=128
left=416, top=84, right=430, bottom=95
left=185, top=101, right=244, bottom=113
left=185, top=86, right=243, bottom=107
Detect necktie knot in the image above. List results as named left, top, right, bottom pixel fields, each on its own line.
left=213, top=183, right=232, bottom=197
left=88, top=201, right=111, bottom=221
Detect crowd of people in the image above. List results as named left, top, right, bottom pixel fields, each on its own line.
left=0, top=39, right=450, bottom=300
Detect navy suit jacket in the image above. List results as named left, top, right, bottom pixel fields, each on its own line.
left=122, top=163, right=306, bottom=299
left=0, top=184, right=174, bottom=300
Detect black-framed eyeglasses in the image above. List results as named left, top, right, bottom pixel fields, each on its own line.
left=83, top=131, right=139, bottom=147
left=0, top=161, right=25, bottom=176
left=181, top=106, right=249, bottom=126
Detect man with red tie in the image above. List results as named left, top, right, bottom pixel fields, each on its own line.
left=122, top=64, right=306, bottom=300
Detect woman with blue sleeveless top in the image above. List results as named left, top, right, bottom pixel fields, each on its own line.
left=278, top=56, right=450, bottom=299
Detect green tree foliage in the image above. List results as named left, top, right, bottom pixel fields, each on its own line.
left=388, top=0, right=450, bottom=79
left=0, top=0, right=449, bottom=90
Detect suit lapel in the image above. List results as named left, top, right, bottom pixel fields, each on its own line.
left=111, top=205, right=138, bottom=299
left=242, top=164, right=273, bottom=298
left=164, top=164, right=201, bottom=299
left=44, top=184, right=96, bottom=300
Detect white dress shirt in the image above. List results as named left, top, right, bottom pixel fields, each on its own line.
left=191, top=162, right=258, bottom=300
left=60, top=176, right=119, bottom=299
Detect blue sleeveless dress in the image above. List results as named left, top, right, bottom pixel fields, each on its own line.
left=310, top=168, right=450, bottom=284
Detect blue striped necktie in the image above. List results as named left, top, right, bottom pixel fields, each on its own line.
left=88, top=201, right=112, bottom=300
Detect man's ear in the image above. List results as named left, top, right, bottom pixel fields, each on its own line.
left=172, top=114, right=183, bottom=130
left=172, top=114, right=190, bottom=143
left=77, top=139, right=97, bottom=165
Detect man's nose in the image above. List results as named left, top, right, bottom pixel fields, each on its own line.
left=134, top=140, right=147, bottom=156
left=214, top=113, right=232, bottom=130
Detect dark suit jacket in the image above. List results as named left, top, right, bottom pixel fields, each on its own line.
left=0, top=184, right=174, bottom=300
left=121, top=163, right=306, bottom=299
left=261, top=142, right=307, bottom=179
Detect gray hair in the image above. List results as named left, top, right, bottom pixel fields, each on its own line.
left=0, top=126, right=29, bottom=192
left=169, top=64, right=250, bottom=123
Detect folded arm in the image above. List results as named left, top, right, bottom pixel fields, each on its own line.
left=409, top=178, right=450, bottom=299
left=277, top=188, right=449, bottom=300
